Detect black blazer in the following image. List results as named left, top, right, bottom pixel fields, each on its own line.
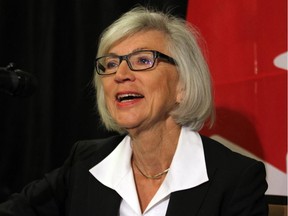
left=0, top=135, right=268, bottom=216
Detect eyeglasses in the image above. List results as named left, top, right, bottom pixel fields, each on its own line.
left=95, top=50, right=176, bottom=75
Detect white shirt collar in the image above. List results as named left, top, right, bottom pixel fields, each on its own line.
left=89, top=127, right=208, bottom=214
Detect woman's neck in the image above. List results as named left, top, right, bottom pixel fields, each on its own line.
left=129, top=121, right=181, bottom=176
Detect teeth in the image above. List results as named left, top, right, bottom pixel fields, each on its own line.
left=117, top=93, right=144, bottom=102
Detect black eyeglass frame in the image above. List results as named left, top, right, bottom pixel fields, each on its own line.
left=95, top=50, right=177, bottom=75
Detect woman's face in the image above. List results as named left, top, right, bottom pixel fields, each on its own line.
left=100, top=30, right=182, bottom=133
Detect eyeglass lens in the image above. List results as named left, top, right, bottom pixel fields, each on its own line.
left=97, top=51, right=156, bottom=74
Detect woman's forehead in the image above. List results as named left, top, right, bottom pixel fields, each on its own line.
left=107, top=30, right=169, bottom=54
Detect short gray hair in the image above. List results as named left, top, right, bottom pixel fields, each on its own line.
left=94, top=6, right=215, bottom=133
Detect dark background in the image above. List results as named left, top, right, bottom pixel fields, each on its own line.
left=0, top=0, right=188, bottom=202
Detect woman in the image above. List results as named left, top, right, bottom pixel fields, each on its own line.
left=0, top=6, right=268, bottom=216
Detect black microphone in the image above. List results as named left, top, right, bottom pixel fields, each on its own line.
left=0, top=63, right=37, bottom=97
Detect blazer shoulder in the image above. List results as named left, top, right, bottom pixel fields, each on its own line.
left=68, top=135, right=125, bottom=164
left=200, top=135, right=263, bottom=170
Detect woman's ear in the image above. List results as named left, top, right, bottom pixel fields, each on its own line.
left=176, top=83, right=185, bottom=103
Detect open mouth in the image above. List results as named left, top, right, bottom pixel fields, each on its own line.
left=116, top=93, right=144, bottom=102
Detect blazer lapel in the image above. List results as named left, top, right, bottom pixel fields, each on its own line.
left=68, top=137, right=124, bottom=216
left=165, top=179, right=212, bottom=216
left=86, top=180, right=122, bottom=216
left=165, top=136, right=218, bottom=216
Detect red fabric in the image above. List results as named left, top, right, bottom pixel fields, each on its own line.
left=186, top=0, right=287, bottom=172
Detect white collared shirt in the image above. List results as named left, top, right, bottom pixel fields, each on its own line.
left=89, top=127, right=208, bottom=215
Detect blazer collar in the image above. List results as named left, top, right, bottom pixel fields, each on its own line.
left=165, top=135, right=218, bottom=216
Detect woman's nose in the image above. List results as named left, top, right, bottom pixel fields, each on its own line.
left=114, top=60, right=136, bottom=83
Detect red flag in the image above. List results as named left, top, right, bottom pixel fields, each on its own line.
left=187, top=0, right=287, bottom=195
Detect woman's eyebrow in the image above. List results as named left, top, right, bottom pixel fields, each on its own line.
left=106, top=47, right=151, bottom=56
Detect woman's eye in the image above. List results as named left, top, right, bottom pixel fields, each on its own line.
left=106, top=61, right=118, bottom=69
left=137, top=57, right=153, bottom=65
